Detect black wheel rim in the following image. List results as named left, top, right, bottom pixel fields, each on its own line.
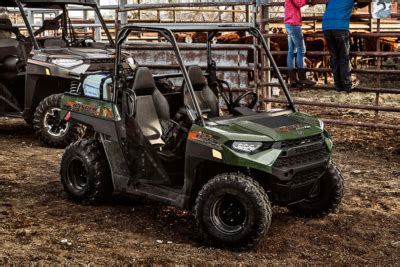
left=67, top=158, right=88, bottom=191
left=210, top=194, right=248, bottom=235
left=44, top=108, right=70, bottom=137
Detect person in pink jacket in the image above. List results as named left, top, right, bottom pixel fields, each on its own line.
left=284, top=0, right=316, bottom=87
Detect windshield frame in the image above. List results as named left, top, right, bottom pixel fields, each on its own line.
left=10, top=0, right=114, bottom=50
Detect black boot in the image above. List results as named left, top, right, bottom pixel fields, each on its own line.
left=298, top=69, right=316, bottom=87
left=287, top=70, right=299, bottom=88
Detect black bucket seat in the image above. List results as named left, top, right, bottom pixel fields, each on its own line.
left=0, top=19, right=26, bottom=78
left=183, top=65, right=218, bottom=118
left=38, top=20, right=68, bottom=48
left=131, top=67, right=170, bottom=147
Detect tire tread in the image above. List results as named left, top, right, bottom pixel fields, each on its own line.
left=33, top=93, right=83, bottom=148
left=289, top=161, right=344, bottom=218
left=194, top=172, right=272, bottom=251
left=61, top=138, right=112, bottom=204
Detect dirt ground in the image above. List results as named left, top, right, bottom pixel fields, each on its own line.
left=0, top=117, right=399, bottom=265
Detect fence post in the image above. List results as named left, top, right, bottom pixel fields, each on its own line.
left=259, top=0, right=271, bottom=110
left=375, top=18, right=381, bottom=122
left=120, top=0, right=128, bottom=25
left=94, top=0, right=101, bottom=41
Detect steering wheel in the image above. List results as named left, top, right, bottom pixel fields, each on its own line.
left=231, top=91, right=258, bottom=110
left=216, top=80, right=233, bottom=111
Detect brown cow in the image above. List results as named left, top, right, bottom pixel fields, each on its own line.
left=216, top=32, right=241, bottom=44
left=304, top=35, right=329, bottom=81
left=352, top=36, right=398, bottom=68
left=192, top=32, right=208, bottom=43
left=240, top=35, right=253, bottom=44
left=174, top=32, right=193, bottom=43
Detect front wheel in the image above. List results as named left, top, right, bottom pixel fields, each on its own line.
left=194, top=173, right=272, bottom=251
left=60, top=139, right=113, bottom=204
left=289, top=161, right=344, bottom=218
left=33, top=94, right=84, bottom=148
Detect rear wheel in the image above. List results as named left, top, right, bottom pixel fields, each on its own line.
left=195, top=172, right=271, bottom=250
left=289, top=161, right=344, bottom=218
left=60, top=139, right=113, bottom=204
left=33, top=93, right=84, bottom=148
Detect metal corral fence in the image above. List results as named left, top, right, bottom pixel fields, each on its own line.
left=260, top=0, right=400, bottom=130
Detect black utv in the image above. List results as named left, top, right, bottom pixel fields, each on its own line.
left=0, top=0, right=114, bottom=147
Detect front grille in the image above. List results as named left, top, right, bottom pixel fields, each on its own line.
left=288, top=167, right=325, bottom=186
left=87, top=58, right=115, bottom=71
left=281, top=134, right=323, bottom=149
left=274, top=148, right=328, bottom=168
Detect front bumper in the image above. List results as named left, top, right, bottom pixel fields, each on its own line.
left=270, top=134, right=330, bottom=204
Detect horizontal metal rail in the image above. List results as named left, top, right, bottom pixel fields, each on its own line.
left=265, top=67, right=400, bottom=75
left=263, top=13, right=400, bottom=23
left=266, top=0, right=372, bottom=7
left=323, top=119, right=400, bottom=130
left=16, top=5, right=251, bottom=12
left=119, top=1, right=256, bottom=12
left=270, top=51, right=400, bottom=56
left=124, top=43, right=254, bottom=50
left=140, top=63, right=254, bottom=72
left=264, top=32, right=400, bottom=38
left=264, top=97, right=400, bottom=112
left=264, top=83, right=400, bottom=94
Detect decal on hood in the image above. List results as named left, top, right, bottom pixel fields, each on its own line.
left=278, top=124, right=311, bottom=134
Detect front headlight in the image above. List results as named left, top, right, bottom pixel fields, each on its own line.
left=51, top=58, right=83, bottom=68
left=231, top=141, right=263, bottom=153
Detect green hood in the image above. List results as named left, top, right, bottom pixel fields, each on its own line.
left=207, top=112, right=323, bottom=143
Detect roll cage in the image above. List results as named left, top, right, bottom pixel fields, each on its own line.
left=3, top=0, right=114, bottom=50
left=113, top=24, right=296, bottom=127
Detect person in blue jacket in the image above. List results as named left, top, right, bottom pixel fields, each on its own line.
left=322, top=0, right=368, bottom=92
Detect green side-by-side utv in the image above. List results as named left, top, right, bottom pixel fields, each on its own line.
left=0, top=0, right=114, bottom=147
left=59, top=25, right=344, bottom=250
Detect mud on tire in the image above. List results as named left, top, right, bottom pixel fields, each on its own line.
left=33, top=93, right=83, bottom=148
left=194, top=172, right=272, bottom=251
left=60, top=139, right=113, bottom=204
left=289, top=161, right=344, bottom=218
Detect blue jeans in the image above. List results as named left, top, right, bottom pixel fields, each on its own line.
left=285, top=24, right=306, bottom=70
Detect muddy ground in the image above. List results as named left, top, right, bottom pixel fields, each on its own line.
left=0, top=117, right=399, bottom=265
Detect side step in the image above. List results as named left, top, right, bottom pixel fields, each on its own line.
left=113, top=174, right=188, bottom=208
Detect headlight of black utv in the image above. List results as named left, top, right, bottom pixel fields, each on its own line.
left=226, top=141, right=272, bottom=154
left=51, top=58, right=84, bottom=68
